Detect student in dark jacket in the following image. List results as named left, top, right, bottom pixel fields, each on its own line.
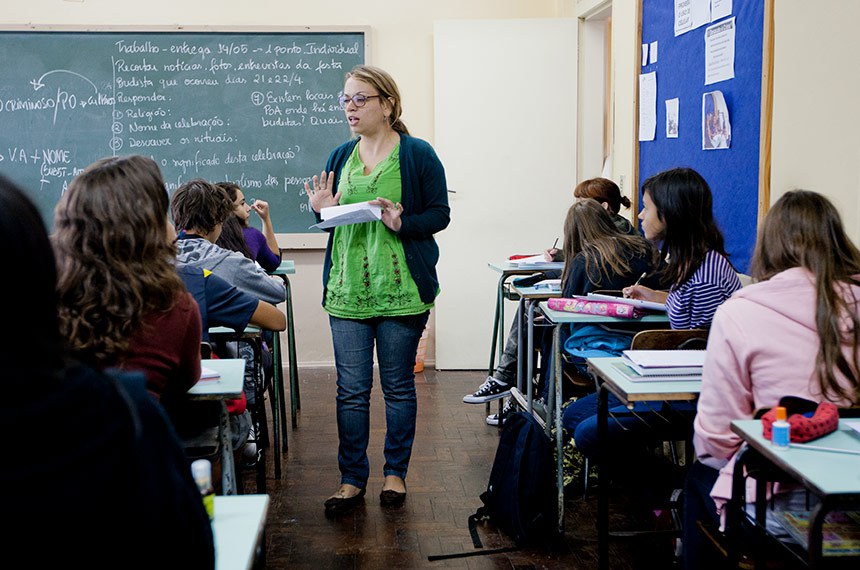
left=0, top=174, right=214, bottom=569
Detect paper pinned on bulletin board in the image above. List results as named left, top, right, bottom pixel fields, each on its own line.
left=638, top=72, right=657, bottom=142
left=703, top=91, right=731, bottom=150
left=666, top=98, right=679, bottom=138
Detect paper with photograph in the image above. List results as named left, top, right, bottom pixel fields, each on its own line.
left=702, top=90, right=731, bottom=150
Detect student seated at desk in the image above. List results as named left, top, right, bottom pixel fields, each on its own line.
left=0, top=175, right=214, bottom=568
left=684, top=190, right=860, bottom=570
left=464, top=179, right=641, bottom=421
left=216, top=180, right=282, bottom=272
left=563, top=168, right=742, bottom=473
left=465, top=198, right=660, bottom=422
left=53, top=155, right=203, bottom=405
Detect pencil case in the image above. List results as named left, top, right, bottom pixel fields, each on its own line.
left=761, top=397, right=839, bottom=443
left=547, top=297, right=643, bottom=319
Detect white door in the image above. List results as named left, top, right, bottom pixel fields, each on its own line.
left=434, top=19, right=578, bottom=369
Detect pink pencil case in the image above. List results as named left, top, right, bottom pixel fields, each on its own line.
left=547, top=297, right=643, bottom=319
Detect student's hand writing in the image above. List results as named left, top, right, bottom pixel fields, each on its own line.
left=304, top=171, right=341, bottom=213
left=251, top=199, right=271, bottom=221
left=370, top=197, right=403, bottom=232
left=543, top=248, right=559, bottom=262
left=622, top=285, right=668, bottom=304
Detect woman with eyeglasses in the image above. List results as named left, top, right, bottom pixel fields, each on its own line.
left=304, top=65, right=450, bottom=514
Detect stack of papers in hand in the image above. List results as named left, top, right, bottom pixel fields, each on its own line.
left=621, top=350, right=705, bottom=376
left=310, top=201, right=382, bottom=230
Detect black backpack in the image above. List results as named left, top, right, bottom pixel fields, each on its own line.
left=470, top=410, right=557, bottom=547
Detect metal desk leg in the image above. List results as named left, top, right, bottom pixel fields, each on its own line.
left=552, top=324, right=564, bottom=535
left=597, top=382, right=609, bottom=570
left=526, top=299, right=536, bottom=416
left=220, top=400, right=237, bottom=495
left=486, top=273, right=506, bottom=417
left=270, top=329, right=285, bottom=479
left=284, top=277, right=300, bottom=430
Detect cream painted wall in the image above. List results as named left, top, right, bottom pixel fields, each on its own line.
left=6, top=0, right=563, bottom=366
left=607, top=1, right=860, bottom=245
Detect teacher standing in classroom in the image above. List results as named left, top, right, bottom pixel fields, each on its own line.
left=305, top=65, right=450, bottom=514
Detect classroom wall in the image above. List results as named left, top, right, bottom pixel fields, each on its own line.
left=6, top=0, right=566, bottom=366
left=607, top=0, right=860, bottom=246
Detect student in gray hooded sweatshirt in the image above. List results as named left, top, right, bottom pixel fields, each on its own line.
left=171, top=178, right=286, bottom=305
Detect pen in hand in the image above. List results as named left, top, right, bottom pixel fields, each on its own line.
left=551, top=237, right=559, bottom=250
left=624, top=272, right=648, bottom=298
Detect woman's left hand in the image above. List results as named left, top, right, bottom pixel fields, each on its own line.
left=370, top=197, right=403, bottom=232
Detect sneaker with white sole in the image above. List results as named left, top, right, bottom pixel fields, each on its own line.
left=486, top=399, right=516, bottom=426
left=463, top=376, right=511, bottom=404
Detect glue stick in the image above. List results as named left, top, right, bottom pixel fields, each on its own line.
left=771, top=406, right=790, bottom=450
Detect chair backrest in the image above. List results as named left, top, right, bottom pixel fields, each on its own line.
left=630, top=329, right=709, bottom=351
left=200, top=341, right=213, bottom=359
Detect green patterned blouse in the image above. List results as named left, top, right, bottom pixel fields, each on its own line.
left=324, top=143, right=434, bottom=319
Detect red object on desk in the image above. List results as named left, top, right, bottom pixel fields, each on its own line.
left=509, top=254, right=540, bottom=260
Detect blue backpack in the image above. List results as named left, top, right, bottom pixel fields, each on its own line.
left=470, top=410, right=557, bottom=547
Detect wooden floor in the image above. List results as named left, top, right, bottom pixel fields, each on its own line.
left=239, top=367, right=681, bottom=569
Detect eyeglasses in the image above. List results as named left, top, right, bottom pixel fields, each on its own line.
left=338, top=93, right=381, bottom=109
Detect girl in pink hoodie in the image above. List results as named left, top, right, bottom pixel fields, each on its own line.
left=684, top=190, right=860, bottom=569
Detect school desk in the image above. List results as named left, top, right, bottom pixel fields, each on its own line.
left=213, top=494, right=270, bottom=570
left=209, top=325, right=270, bottom=490
left=189, top=358, right=245, bottom=496
left=486, top=261, right=563, bottom=417
left=585, top=356, right=700, bottom=570
left=270, top=260, right=300, bottom=437
left=522, top=305, right=671, bottom=542
left=509, top=283, right=560, bottom=415
left=727, top=419, right=860, bottom=568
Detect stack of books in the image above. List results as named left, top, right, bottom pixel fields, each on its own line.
left=614, top=349, right=706, bottom=382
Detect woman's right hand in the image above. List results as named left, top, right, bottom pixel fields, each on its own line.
left=543, top=248, right=559, bottom=262
left=304, top=170, right=341, bottom=213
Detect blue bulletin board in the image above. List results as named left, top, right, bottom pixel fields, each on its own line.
left=638, top=0, right=772, bottom=273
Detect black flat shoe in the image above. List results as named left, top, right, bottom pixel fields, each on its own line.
left=324, top=486, right=366, bottom=514
left=379, top=489, right=406, bottom=507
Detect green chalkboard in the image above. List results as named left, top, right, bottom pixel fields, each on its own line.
left=0, top=27, right=367, bottom=238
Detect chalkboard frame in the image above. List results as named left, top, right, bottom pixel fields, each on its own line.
left=633, top=1, right=773, bottom=274
left=0, top=24, right=372, bottom=249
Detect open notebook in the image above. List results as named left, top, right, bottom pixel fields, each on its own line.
left=587, top=292, right=666, bottom=312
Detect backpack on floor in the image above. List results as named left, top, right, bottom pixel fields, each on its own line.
left=470, top=410, right=557, bottom=547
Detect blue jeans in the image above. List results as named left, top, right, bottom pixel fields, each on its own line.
left=329, top=312, right=429, bottom=489
left=563, top=391, right=696, bottom=460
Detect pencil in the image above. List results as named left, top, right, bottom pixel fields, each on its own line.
left=633, top=271, right=647, bottom=286
left=551, top=237, right=559, bottom=250
left=787, top=442, right=860, bottom=455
